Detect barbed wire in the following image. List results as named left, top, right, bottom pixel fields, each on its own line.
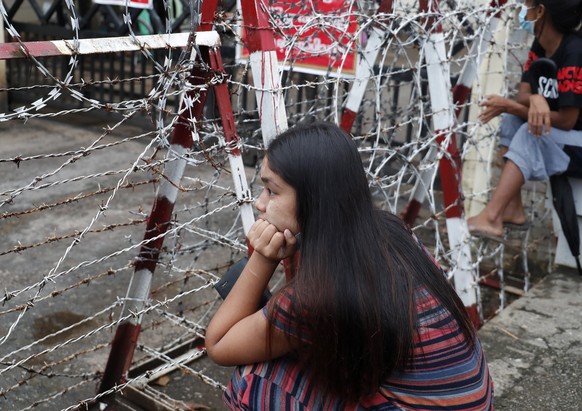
left=0, top=1, right=557, bottom=410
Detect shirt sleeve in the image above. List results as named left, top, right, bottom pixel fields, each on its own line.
left=521, top=40, right=543, bottom=84
left=262, top=288, right=311, bottom=343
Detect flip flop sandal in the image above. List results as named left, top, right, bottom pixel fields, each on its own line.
left=504, top=221, right=531, bottom=231
left=468, top=226, right=505, bottom=243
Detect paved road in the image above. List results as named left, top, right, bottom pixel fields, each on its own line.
left=479, top=267, right=582, bottom=410
left=0, top=116, right=235, bottom=410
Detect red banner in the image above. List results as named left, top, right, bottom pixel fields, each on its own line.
left=239, top=0, right=359, bottom=77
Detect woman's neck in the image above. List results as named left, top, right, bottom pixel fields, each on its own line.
left=538, top=27, right=564, bottom=58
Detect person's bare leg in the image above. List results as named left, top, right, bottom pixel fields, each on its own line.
left=467, top=160, right=525, bottom=237
left=497, top=146, right=527, bottom=225
left=503, top=194, right=526, bottom=225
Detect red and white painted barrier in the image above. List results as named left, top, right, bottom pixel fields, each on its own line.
left=207, top=47, right=256, bottom=235
left=401, top=0, right=508, bottom=326
left=452, top=0, right=507, bottom=117
left=99, top=0, right=292, bottom=393
left=240, top=0, right=288, bottom=145
left=239, top=0, right=301, bottom=278
left=0, top=27, right=230, bottom=397
left=97, top=33, right=226, bottom=395
left=403, top=0, right=506, bottom=226
left=0, top=32, right=220, bottom=60
left=340, top=0, right=394, bottom=133
left=98, top=45, right=256, bottom=395
left=414, top=0, right=480, bottom=325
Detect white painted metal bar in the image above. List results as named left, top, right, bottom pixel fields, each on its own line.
left=0, top=31, right=220, bottom=60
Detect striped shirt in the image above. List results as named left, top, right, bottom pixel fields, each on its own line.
left=225, top=228, right=492, bottom=410
left=223, top=284, right=493, bottom=410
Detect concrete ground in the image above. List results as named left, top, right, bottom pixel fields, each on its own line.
left=479, top=267, right=582, bottom=410
left=0, top=116, right=236, bottom=410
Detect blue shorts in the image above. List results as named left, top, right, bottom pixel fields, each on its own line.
left=498, top=113, right=582, bottom=181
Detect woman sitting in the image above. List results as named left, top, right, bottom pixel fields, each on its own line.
left=206, top=122, right=493, bottom=410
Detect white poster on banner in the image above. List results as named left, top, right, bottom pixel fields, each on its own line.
left=93, top=0, right=153, bottom=9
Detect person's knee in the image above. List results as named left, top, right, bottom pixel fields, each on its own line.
left=501, top=113, right=522, bottom=126
left=508, top=123, right=533, bottom=147
left=496, top=146, right=509, bottom=167
left=504, top=153, right=531, bottom=181
left=499, top=114, right=526, bottom=147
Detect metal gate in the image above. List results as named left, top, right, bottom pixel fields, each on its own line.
left=1, top=0, right=235, bottom=115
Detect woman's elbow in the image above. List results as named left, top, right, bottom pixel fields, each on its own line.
left=204, top=332, right=222, bottom=363
left=205, top=341, right=231, bottom=366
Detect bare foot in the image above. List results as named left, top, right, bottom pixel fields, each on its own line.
left=467, top=213, right=504, bottom=239
left=502, top=210, right=527, bottom=225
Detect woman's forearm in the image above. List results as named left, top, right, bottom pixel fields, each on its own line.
left=205, top=252, right=278, bottom=350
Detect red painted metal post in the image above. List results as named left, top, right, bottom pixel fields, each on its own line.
left=207, top=47, right=256, bottom=234
left=420, top=2, right=464, bottom=220
left=239, top=0, right=295, bottom=278
left=340, top=0, right=394, bottom=133
left=401, top=0, right=434, bottom=227
left=98, top=3, right=223, bottom=394
left=240, top=0, right=288, bottom=144
left=452, top=0, right=508, bottom=118
left=0, top=28, right=221, bottom=400
left=407, top=0, right=481, bottom=326
left=98, top=56, right=214, bottom=395
left=402, top=0, right=506, bottom=227
left=200, top=0, right=221, bottom=31
left=99, top=0, right=291, bottom=393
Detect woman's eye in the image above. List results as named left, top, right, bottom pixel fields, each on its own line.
left=261, top=186, right=275, bottom=196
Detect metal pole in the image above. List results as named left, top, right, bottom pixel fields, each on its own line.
left=340, top=0, right=394, bottom=132
left=408, top=0, right=481, bottom=326
left=451, top=0, right=507, bottom=117
left=97, top=49, right=212, bottom=395
left=402, top=0, right=505, bottom=227
left=239, top=0, right=299, bottom=277
left=240, top=0, right=288, bottom=145
left=0, top=15, right=7, bottom=112
left=207, top=47, right=255, bottom=235
left=98, top=0, right=222, bottom=393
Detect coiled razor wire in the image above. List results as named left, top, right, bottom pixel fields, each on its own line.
left=0, top=1, right=555, bottom=409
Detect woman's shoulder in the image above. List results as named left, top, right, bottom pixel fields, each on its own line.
left=414, top=284, right=451, bottom=319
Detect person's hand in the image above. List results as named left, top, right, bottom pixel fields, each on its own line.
left=478, top=95, right=510, bottom=124
left=248, top=219, right=298, bottom=262
left=528, top=94, right=551, bottom=136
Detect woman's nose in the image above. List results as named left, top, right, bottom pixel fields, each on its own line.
left=255, top=191, right=267, bottom=212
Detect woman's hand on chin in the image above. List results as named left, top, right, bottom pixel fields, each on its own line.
left=249, top=219, right=299, bottom=262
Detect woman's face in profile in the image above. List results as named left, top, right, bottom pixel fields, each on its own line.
left=255, top=157, right=300, bottom=236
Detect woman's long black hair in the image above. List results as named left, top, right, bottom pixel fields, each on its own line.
left=265, top=122, right=476, bottom=402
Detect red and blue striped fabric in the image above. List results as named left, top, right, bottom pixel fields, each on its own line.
left=223, top=282, right=493, bottom=410
left=223, top=229, right=493, bottom=411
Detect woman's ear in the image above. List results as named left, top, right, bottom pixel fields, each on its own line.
left=536, top=4, right=545, bottom=19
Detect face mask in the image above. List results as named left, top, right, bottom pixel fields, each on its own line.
left=518, top=4, right=537, bottom=35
